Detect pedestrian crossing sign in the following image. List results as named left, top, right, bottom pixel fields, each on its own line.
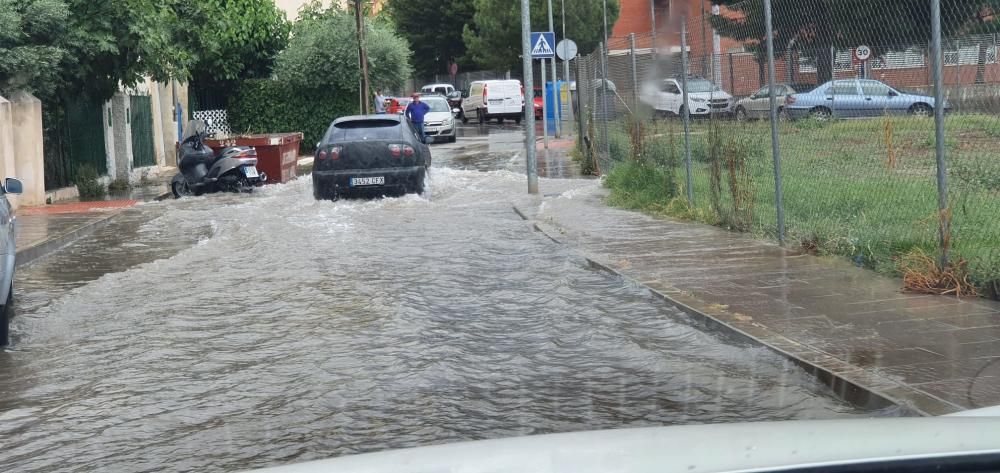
left=531, top=32, right=555, bottom=59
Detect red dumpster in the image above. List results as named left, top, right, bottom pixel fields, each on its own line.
left=204, top=133, right=303, bottom=184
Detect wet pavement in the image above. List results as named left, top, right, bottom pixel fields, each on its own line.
left=520, top=181, right=1000, bottom=415
left=1, top=123, right=883, bottom=473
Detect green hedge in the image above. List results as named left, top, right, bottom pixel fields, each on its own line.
left=228, top=79, right=357, bottom=153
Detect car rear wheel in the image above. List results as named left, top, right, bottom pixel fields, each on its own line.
left=514, top=116, right=522, bottom=125
left=496, top=117, right=503, bottom=124
left=810, top=106, right=832, bottom=121
left=909, top=103, right=932, bottom=117
left=735, top=107, right=748, bottom=121
left=1, top=283, right=12, bottom=346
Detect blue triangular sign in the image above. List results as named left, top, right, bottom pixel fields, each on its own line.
left=532, top=35, right=554, bottom=56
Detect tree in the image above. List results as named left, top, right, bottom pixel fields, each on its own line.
left=275, top=3, right=413, bottom=93
left=462, top=0, right=619, bottom=73
left=386, top=0, right=476, bottom=79
left=0, top=0, right=70, bottom=98
left=189, top=0, right=290, bottom=87
left=711, top=0, right=1000, bottom=83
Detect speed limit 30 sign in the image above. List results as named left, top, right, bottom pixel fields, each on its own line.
left=854, top=45, right=872, bottom=61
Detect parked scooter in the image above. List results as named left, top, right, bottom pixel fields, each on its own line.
left=171, top=119, right=267, bottom=198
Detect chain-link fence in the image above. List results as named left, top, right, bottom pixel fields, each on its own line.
left=578, top=0, right=1000, bottom=299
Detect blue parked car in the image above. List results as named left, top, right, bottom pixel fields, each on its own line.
left=785, top=79, right=942, bottom=120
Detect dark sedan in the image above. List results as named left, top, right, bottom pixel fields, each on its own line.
left=313, top=115, right=430, bottom=200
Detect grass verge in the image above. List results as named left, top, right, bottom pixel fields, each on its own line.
left=602, top=114, right=1000, bottom=296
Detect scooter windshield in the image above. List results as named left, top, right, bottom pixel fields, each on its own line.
left=182, top=120, right=208, bottom=142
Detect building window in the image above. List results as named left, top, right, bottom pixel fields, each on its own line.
left=943, top=35, right=997, bottom=66
left=798, top=55, right=817, bottom=73
left=871, top=47, right=926, bottom=70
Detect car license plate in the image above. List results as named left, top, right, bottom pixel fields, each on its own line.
left=489, top=99, right=503, bottom=104
left=351, top=176, right=384, bottom=186
left=242, top=166, right=259, bottom=178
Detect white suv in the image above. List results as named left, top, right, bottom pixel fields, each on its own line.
left=640, top=77, right=734, bottom=117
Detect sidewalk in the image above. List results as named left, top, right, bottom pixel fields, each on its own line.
left=518, top=184, right=1000, bottom=416
left=16, top=177, right=171, bottom=267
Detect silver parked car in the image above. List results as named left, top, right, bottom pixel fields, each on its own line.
left=785, top=79, right=944, bottom=120
left=1, top=177, right=23, bottom=346
left=734, top=83, right=814, bottom=121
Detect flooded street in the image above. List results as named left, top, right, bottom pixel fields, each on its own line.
left=1, top=124, right=878, bottom=472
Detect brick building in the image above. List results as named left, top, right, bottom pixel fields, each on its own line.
left=608, top=0, right=999, bottom=97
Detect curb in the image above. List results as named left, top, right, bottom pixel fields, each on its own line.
left=515, top=205, right=959, bottom=417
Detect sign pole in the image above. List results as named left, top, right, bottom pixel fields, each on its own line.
left=542, top=58, right=549, bottom=149
left=521, top=0, right=538, bottom=194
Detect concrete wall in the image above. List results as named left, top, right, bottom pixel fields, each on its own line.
left=0, top=97, right=15, bottom=209
left=156, top=80, right=187, bottom=168
left=9, top=92, right=45, bottom=206
left=111, top=93, right=132, bottom=180
left=0, top=92, right=49, bottom=209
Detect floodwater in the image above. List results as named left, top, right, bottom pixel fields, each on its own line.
left=0, top=124, right=878, bottom=472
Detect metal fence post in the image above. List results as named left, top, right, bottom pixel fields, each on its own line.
left=629, top=33, right=639, bottom=109
left=577, top=57, right=586, bottom=148
left=521, top=0, right=538, bottom=194
left=931, top=0, right=950, bottom=266
left=548, top=0, right=561, bottom=138
left=599, top=41, right=610, bottom=162
left=681, top=18, right=694, bottom=206
left=764, top=0, right=786, bottom=245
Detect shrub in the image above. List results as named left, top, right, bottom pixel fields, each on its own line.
left=74, top=166, right=105, bottom=201
left=108, top=178, right=130, bottom=193
left=228, top=79, right=357, bottom=153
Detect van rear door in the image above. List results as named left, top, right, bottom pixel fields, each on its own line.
left=487, top=81, right=522, bottom=115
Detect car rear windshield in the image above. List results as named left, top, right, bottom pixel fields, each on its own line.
left=329, top=119, right=401, bottom=141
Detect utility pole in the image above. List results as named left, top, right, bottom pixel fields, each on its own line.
left=548, top=0, right=560, bottom=138
left=354, top=0, right=371, bottom=115
left=521, top=0, right=538, bottom=194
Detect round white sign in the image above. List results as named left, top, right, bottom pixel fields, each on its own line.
left=854, top=45, right=872, bottom=61
left=557, top=39, right=578, bottom=61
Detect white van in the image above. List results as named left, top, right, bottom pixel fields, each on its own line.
left=461, top=80, right=524, bottom=124
left=420, top=83, right=456, bottom=95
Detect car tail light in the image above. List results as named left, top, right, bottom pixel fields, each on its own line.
left=483, top=84, right=488, bottom=101
left=389, top=144, right=401, bottom=157
left=330, top=146, right=341, bottom=160
left=402, top=145, right=415, bottom=157
left=785, top=95, right=796, bottom=105
left=236, top=149, right=257, bottom=158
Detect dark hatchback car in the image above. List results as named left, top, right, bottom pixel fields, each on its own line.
left=313, top=115, right=431, bottom=200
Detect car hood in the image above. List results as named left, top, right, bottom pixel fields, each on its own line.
left=424, top=111, right=454, bottom=122
left=689, top=90, right=732, bottom=100
left=246, top=418, right=1000, bottom=473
